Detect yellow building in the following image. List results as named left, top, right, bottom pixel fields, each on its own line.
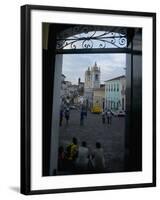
left=92, top=87, right=105, bottom=113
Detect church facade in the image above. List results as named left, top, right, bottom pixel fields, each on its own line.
left=84, top=62, right=101, bottom=108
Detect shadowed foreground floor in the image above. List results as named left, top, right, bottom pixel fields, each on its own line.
left=58, top=109, right=125, bottom=174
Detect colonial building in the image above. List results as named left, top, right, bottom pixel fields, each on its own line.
left=93, top=86, right=105, bottom=111
left=84, top=62, right=101, bottom=107
left=105, top=75, right=126, bottom=111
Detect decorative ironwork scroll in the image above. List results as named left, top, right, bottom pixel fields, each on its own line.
left=56, top=26, right=128, bottom=50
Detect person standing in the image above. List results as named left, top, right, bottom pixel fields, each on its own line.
left=65, top=107, right=70, bottom=125
left=106, top=110, right=112, bottom=125
left=101, top=110, right=105, bottom=124
left=80, top=109, right=84, bottom=126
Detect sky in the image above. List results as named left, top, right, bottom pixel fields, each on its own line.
left=62, top=53, right=126, bottom=85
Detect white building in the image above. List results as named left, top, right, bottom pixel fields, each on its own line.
left=61, top=78, right=72, bottom=98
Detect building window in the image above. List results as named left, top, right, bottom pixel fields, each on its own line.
left=114, top=84, right=116, bottom=91
left=111, top=84, right=113, bottom=91
left=117, top=83, right=119, bottom=91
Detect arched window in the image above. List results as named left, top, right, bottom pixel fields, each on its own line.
left=56, top=25, right=128, bottom=51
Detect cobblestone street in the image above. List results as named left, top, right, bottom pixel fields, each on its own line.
left=59, top=109, right=125, bottom=173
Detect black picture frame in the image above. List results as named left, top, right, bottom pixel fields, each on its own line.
left=21, top=4, right=156, bottom=195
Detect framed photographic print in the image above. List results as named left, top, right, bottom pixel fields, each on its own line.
left=21, top=4, right=156, bottom=195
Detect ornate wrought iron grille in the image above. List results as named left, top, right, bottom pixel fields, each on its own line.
left=56, top=26, right=128, bottom=51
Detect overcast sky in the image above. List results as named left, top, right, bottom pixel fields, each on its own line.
left=62, top=54, right=126, bottom=85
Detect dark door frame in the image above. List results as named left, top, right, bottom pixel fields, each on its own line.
left=42, top=23, right=142, bottom=176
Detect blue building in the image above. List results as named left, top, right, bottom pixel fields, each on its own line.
left=105, top=75, right=126, bottom=111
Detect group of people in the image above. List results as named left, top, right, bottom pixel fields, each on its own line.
left=59, top=107, right=70, bottom=126
left=59, top=105, right=88, bottom=127
left=101, top=109, right=112, bottom=125
left=59, top=101, right=114, bottom=128
left=58, top=137, right=106, bottom=174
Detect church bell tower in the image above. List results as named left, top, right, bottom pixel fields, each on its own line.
left=91, top=62, right=100, bottom=88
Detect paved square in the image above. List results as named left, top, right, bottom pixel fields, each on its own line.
left=59, top=109, right=125, bottom=173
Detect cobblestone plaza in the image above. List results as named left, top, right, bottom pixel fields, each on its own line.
left=59, top=109, right=125, bottom=173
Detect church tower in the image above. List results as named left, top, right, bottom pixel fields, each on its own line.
left=84, top=62, right=100, bottom=89
left=84, top=62, right=101, bottom=107
left=91, top=62, right=100, bottom=88
left=84, top=67, right=92, bottom=88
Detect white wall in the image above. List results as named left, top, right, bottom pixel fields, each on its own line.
left=0, top=0, right=159, bottom=199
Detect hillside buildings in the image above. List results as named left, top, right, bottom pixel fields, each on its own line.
left=61, top=63, right=126, bottom=112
